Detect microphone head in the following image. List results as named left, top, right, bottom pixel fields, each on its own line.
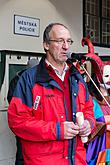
left=66, top=52, right=76, bottom=63
left=71, top=53, right=87, bottom=61
left=67, top=52, right=88, bottom=64
left=67, top=52, right=72, bottom=59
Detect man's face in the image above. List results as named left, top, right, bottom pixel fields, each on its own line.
left=103, top=65, right=110, bottom=88
left=44, top=25, right=73, bottom=65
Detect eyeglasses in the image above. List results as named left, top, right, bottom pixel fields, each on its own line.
left=49, top=38, right=74, bottom=46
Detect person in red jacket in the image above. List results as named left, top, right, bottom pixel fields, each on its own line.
left=8, top=23, right=96, bottom=165
left=7, top=58, right=39, bottom=165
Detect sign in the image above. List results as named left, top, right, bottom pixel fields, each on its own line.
left=14, top=15, right=40, bottom=37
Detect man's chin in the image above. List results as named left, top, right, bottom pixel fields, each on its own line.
left=62, top=56, right=68, bottom=61
left=59, top=58, right=67, bottom=63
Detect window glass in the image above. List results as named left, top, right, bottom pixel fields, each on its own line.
left=83, top=0, right=110, bottom=47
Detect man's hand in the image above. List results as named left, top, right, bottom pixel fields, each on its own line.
left=64, top=121, right=80, bottom=139
left=79, top=120, right=91, bottom=137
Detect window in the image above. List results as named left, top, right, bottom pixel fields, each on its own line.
left=83, top=0, right=110, bottom=47
left=0, top=51, right=42, bottom=110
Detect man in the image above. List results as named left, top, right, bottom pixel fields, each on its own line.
left=8, top=23, right=96, bottom=165
left=7, top=58, right=39, bottom=165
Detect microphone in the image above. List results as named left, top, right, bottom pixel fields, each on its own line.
left=67, top=52, right=87, bottom=62
left=71, top=52, right=87, bottom=61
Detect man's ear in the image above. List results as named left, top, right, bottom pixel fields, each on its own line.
left=43, top=42, right=49, bottom=51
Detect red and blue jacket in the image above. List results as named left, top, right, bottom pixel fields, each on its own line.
left=8, top=57, right=96, bottom=165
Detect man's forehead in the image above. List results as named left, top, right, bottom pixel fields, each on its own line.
left=50, top=26, right=71, bottom=38
left=52, top=25, right=69, bottom=32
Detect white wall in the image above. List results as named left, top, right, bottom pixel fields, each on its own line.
left=0, top=0, right=110, bottom=55
left=0, top=0, right=110, bottom=164
left=0, top=112, right=16, bottom=165
left=0, top=0, right=82, bottom=53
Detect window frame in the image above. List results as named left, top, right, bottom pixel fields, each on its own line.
left=83, top=0, right=110, bottom=48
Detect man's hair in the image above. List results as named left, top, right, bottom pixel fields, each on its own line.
left=43, top=23, right=69, bottom=44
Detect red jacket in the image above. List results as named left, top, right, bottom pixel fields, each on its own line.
left=8, top=57, right=96, bottom=165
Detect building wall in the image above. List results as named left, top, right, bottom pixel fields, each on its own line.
left=0, top=112, right=16, bottom=165
left=0, top=0, right=110, bottom=55
left=0, top=0, right=110, bottom=164
left=0, top=0, right=83, bottom=53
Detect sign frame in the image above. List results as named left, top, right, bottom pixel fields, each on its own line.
left=14, top=15, right=40, bottom=37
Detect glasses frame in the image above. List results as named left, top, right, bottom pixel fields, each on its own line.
left=49, top=38, right=74, bottom=46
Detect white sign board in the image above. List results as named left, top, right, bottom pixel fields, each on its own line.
left=14, top=15, right=40, bottom=37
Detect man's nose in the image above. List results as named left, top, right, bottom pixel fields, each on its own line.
left=62, top=41, right=70, bottom=49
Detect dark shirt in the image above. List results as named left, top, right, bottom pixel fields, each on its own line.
left=7, top=69, right=25, bottom=165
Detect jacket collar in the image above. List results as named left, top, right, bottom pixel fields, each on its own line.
left=36, top=56, right=53, bottom=83
left=36, top=56, right=80, bottom=83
